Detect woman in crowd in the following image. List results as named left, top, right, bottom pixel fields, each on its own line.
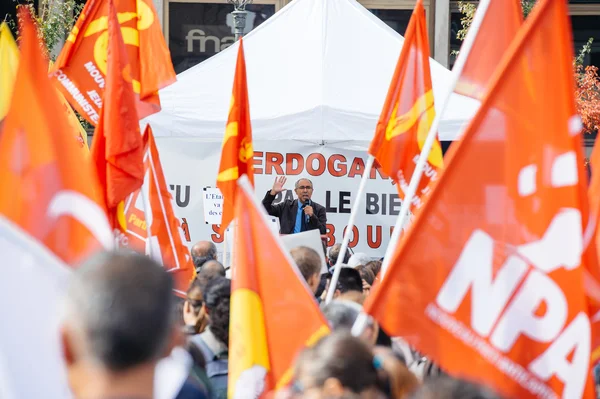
left=189, top=277, right=231, bottom=399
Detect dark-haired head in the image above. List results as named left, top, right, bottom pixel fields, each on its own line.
left=203, top=276, right=231, bottom=347
left=62, top=251, right=175, bottom=375
left=293, top=330, right=385, bottom=396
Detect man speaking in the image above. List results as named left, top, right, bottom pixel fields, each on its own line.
left=262, top=176, right=327, bottom=235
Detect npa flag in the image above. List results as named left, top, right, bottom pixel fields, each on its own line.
left=229, top=176, right=329, bottom=397
left=368, top=0, right=442, bottom=212
left=0, top=22, right=19, bottom=126
left=91, top=0, right=144, bottom=234
left=217, top=38, right=254, bottom=234
left=363, top=0, right=598, bottom=397
left=0, top=7, right=112, bottom=265
left=454, top=0, right=522, bottom=99
left=51, top=0, right=176, bottom=125
left=123, top=125, right=195, bottom=296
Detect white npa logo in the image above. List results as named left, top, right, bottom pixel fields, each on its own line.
left=429, top=152, right=590, bottom=399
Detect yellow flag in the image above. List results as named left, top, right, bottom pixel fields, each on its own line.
left=49, top=60, right=90, bottom=154
left=0, top=22, right=19, bottom=123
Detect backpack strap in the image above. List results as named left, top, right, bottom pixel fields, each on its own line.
left=193, top=336, right=229, bottom=379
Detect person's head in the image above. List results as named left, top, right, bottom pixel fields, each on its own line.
left=335, top=267, right=363, bottom=297
left=200, top=259, right=226, bottom=278
left=328, top=244, right=351, bottom=268
left=365, top=261, right=382, bottom=279
left=203, top=276, right=231, bottom=347
left=373, top=347, right=420, bottom=398
left=291, top=246, right=322, bottom=294
left=355, top=265, right=375, bottom=286
left=295, top=178, right=314, bottom=202
left=292, top=331, right=384, bottom=398
left=409, top=376, right=501, bottom=399
left=184, top=276, right=208, bottom=334
left=321, top=299, right=378, bottom=346
left=61, top=251, right=174, bottom=393
left=190, top=240, right=217, bottom=271
left=347, top=253, right=370, bottom=268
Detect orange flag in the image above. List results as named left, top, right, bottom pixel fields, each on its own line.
left=51, top=0, right=176, bottom=125
left=216, top=38, right=254, bottom=234
left=91, top=0, right=145, bottom=234
left=0, top=6, right=112, bottom=265
left=123, top=125, right=195, bottom=296
left=363, top=0, right=598, bottom=397
left=368, top=0, right=442, bottom=212
left=454, top=0, right=523, bottom=99
left=229, top=175, right=329, bottom=397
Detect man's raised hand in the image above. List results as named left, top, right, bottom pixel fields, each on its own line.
left=270, top=176, right=287, bottom=195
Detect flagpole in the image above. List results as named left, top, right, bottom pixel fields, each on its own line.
left=352, top=0, right=492, bottom=337
left=378, top=0, right=491, bottom=280
left=223, top=223, right=229, bottom=268
left=324, top=155, right=375, bottom=304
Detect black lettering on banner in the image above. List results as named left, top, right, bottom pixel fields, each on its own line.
left=366, top=193, right=379, bottom=215
left=339, top=191, right=351, bottom=214
left=382, top=193, right=387, bottom=215
left=389, top=194, right=401, bottom=216
left=174, top=185, right=191, bottom=207
left=325, top=191, right=338, bottom=213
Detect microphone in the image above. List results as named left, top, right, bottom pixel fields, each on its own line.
left=303, top=200, right=310, bottom=224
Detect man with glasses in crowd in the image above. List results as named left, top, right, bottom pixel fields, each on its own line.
left=262, top=176, right=328, bottom=235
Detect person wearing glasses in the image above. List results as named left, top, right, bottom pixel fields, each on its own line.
left=262, top=176, right=327, bottom=235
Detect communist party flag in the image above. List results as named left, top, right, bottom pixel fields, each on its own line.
left=454, top=0, right=522, bottom=99
left=123, top=125, right=195, bottom=296
left=229, top=175, right=329, bottom=397
left=216, top=38, right=254, bottom=234
left=363, top=0, right=599, bottom=397
left=49, top=61, right=90, bottom=155
left=91, top=0, right=144, bottom=232
left=368, top=0, right=442, bottom=212
left=0, top=7, right=112, bottom=265
left=0, top=22, right=19, bottom=127
left=51, top=0, right=176, bottom=125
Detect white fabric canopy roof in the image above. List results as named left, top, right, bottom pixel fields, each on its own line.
left=144, top=0, right=479, bottom=143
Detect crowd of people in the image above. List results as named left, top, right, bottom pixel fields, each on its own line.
left=59, top=238, right=533, bottom=399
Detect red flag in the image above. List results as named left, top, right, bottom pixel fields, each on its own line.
left=0, top=7, right=112, bottom=265
left=368, top=0, right=442, bottom=212
left=123, top=125, right=195, bottom=296
left=363, top=0, right=597, bottom=397
left=51, top=0, right=175, bottom=125
left=91, top=0, right=144, bottom=233
left=229, top=176, right=329, bottom=397
left=454, top=0, right=523, bottom=99
left=216, top=38, right=254, bottom=234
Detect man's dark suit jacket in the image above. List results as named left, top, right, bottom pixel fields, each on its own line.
left=262, top=191, right=327, bottom=235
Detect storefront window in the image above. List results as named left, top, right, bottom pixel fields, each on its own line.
left=168, top=2, right=276, bottom=74
left=367, top=9, right=413, bottom=35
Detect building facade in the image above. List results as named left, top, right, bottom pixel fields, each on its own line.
left=154, top=0, right=600, bottom=74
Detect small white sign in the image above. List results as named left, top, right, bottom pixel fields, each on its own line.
left=281, top=229, right=328, bottom=274
left=202, top=187, right=223, bottom=224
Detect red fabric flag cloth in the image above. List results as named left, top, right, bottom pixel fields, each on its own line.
left=454, top=0, right=523, bottom=100
left=368, top=0, right=442, bottom=212
left=123, top=125, right=196, bottom=296
left=229, top=176, right=329, bottom=397
left=0, top=6, right=112, bottom=265
left=216, top=38, right=254, bottom=234
left=51, top=0, right=176, bottom=125
left=91, top=0, right=145, bottom=233
left=364, top=0, right=598, bottom=397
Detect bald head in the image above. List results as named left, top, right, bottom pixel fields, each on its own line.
left=191, top=240, right=217, bottom=270
left=200, top=259, right=226, bottom=279
left=62, top=251, right=174, bottom=372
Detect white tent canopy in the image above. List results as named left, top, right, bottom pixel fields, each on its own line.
left=144, top=0, right=479, bottom=143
